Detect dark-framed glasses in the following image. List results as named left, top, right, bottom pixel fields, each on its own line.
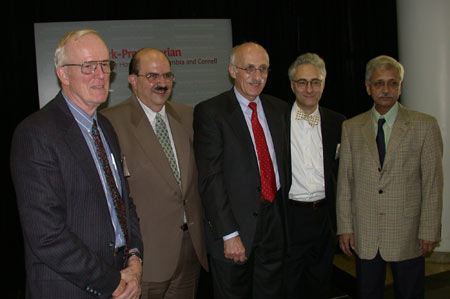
left=292, top=78, right=323, bottom=89
left=136, top=72, right=176, bottom=82
left=233, top=64, right=270, bottom=75
left=62, top=60, right=114, bottom=74
left=371, top=80, right=400, bottom=89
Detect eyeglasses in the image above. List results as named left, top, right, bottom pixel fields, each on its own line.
left=233, top=64, right=270, bottom=75
left=292, top=79, right=323, bottom=89
left=136, top=72, right=176, bottom=82
left=371, top=80, right=400, bottom=89
left=63, top=60, right=114, bottom=74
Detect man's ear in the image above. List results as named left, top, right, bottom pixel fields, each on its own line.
left=228, top=64, right=237, bottom=79
left=365, top=82, right=371, bottom=96
left=56, top=66, right=69, bottom=86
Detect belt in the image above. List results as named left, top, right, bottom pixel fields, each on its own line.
left=180, top=223, right=189, bottom=231
left=288, top=199, right=325, bottom=210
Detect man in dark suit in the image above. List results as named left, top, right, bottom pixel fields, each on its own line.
left=10, top=29, right=143, bottom=299
left=194, top=42, right=290, bottom=299
left=285, top=53, right=345, bottom=299
left=102, top=48, right=208, bottom=299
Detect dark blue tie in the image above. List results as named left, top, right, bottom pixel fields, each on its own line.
left=376, top=118, right=386, bottom=168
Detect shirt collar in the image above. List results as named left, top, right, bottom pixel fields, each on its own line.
left=136, top=95, right=167, bottom=121
left=62, top=91, right=97, bottom=132
left=371, top=101, right=398, bottom=128
left=293, top=102, right=320, bottom=117
left=233, top=86, right=262, bottom=112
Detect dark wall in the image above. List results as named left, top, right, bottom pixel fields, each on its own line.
left=5, top=0, right=398, bottom=297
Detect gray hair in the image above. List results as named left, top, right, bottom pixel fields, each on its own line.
left=54, top=29, right=99, bottom=68
left=365, top=55, right=404, bottom=83
left=288, top=53, right=326, bottom=81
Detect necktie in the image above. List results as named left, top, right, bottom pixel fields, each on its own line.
left=155, top=113, right=182, bottom=188
left=376, top=118, right=386, bottom=167
left=91, top=120, right=129, bottom=247
left=248, top=102, right=277, bottom=202
left=295, top=109, right=320, bottom=127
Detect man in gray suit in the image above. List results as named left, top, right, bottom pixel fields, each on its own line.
left=10, top=29, right=143, bottom=299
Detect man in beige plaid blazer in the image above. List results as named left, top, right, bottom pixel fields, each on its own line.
left=336, top=55, right=443, bottom=299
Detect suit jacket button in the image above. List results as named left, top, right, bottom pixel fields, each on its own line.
left=378, top=189, right=383, bottom=194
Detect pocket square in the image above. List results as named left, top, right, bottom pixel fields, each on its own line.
left=122, top=155, right=131, bottom=177
left=335, top=143, right=341, bottom=160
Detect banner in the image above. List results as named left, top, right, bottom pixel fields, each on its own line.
left=34, top=19, right=233, bottom=108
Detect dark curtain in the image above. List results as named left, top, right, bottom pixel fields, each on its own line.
left=5, top=0, right=397, bottom=297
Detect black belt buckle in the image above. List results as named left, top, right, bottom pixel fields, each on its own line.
left=312, top=200, right=321, bottom=211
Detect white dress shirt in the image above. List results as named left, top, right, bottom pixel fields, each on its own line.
left=289, top=104, right=325, bottom=202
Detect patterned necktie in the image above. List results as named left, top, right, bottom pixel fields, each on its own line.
left=155, top=113, right=182, bottom=188
left=248, top=102, right=277, bottom=202
left=91, top=120, right=129, bottom=247
left=376, top=118, right=386, bottom=167
left=295, top=109, right=320, bottom=127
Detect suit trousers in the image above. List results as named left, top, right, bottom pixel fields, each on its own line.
left=209, top=194, right=285, bottom=299
left=285, top=201, right=336, bottom=299
left=355, top=251, right=425, bottom=299
left=141, top=231, right=201, bottom=299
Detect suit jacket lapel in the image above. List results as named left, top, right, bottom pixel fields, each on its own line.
left=55, top=94, right=109, bottom=202
left=225, top=90, right=260, bottom=170
left=360, top=111, right=380, bottom=166
left=319, top=108, right=332, bottom=185
left=384, top=104, right=409, bottom=167
left=129, top=96, right=181, bottom=192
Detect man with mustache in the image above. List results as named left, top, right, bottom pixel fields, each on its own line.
left=194, top=42, right=290, bottom=298
left=102, top=48, right=208, bottom=299
left=337, top=55, right=443, bottom=299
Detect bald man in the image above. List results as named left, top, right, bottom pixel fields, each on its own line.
left=194, top=42, right=290, bottom=299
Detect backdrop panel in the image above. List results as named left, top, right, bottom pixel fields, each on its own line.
left=34, top=19, right=233, bottom=108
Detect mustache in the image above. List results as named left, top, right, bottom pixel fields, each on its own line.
left=246, top=78, right=265, bottom=84
left=380, top=92, right=394, bottom=98
left=154, top=86, right=169, bottom=91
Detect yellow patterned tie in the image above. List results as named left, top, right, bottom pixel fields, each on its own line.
left=295, top=109, right=320, bottom=127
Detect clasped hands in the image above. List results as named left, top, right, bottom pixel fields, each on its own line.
left=112, top=255, right=143, bottom=299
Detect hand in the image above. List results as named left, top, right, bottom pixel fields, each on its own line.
left=112, top=256, right=142, bottom=299
left=112, top=279, right=127, bottom=298
left=224, top=235, right=247, bottom=263
left=339, top=233, right=355, bottom=257
left=419, top=239, right=436, bottom=256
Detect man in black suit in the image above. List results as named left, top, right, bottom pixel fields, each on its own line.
left=285, top=53, right=345, bottom=299
left=10, top=29, right=143, bottom=299
left=194, top=42, right=290, bottom=299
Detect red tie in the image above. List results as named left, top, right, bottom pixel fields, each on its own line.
left=248, top=102, right=277, bottom=202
